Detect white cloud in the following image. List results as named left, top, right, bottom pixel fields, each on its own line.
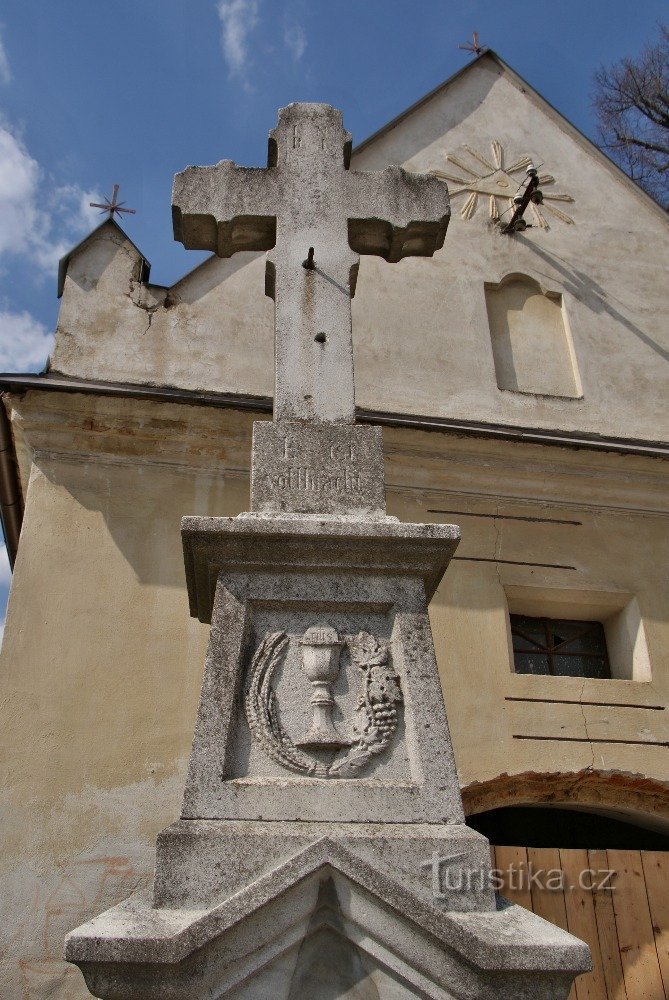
left=0, top=307, right=53, bottom=371
left=0, top=124, right=44, bottom=257
left=0, top=27, right=11, bottom=85
left=0, top=120, right=99, bottom=274
left=216, top=0, right=260, bottom=86
left=284, top=23, right=306, bottom=62
left=78, top=188, right=103, bottom=230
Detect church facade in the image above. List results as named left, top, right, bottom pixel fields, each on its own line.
left=0, top=51, right=667, bottom=998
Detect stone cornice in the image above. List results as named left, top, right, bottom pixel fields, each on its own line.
left=5, top=388, right=668, bottom=520
left=2, top=373, right=668, bottom=458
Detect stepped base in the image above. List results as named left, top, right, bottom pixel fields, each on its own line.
left=66, top=824, right=590, bottom=1000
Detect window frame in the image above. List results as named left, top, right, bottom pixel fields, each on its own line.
left=510, top=614, right=611, bottom=679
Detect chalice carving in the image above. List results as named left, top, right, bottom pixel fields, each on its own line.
left=295, top=625, right=351, bottom=750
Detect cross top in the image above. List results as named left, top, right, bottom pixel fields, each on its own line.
left=172, top=103, right=450, bottom=423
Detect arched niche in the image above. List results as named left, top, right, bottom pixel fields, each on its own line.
left=485, top=273, right=582, bottom=398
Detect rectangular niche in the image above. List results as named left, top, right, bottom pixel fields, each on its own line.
left=504, top=586, right=652, bottom=683
left=485, top=274, right=582, bottom=398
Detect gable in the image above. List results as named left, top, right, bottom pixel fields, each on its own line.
left=353, top=51, right=667, bottom=227
left=347, top=53, right=669, bottom=440
left=57, top=218, right=149, bottom=298
left=50, top=55, right=669, bottom=444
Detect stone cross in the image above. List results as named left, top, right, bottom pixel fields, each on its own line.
left=66, top=105, right=590, bottom=999
left=172, top=103, right=450, bottom=424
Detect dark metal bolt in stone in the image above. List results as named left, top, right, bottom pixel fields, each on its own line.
left=303, top=246, right=315, bottom=270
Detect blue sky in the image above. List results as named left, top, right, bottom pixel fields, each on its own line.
left=0, top=0, right=666, bottom=631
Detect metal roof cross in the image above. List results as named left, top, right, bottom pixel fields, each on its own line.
left=458, top=32, right=486, bottom=56
left=89, top=184, right=136, bottom=220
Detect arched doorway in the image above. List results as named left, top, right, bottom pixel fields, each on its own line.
left=462, top=771, right=669, bottom=999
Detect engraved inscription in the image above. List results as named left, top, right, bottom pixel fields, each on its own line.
left=274, top=466, right=361, bottom=493
left=290, top=122, right=327, bottom=155
left=251, top=421, right=386, bottom=515
left=280, top=436, right=355, bottom=464
left=330, top=442, right=355, bottom=462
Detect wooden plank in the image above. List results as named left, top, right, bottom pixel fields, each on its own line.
left=492, top=845, right=532, bottom=910
left=609, top=850, right=665, bottom=1000
left=560, top=849, right=608, bottom=1000
left=527, top=848, right=577, bottom=1000
left=588, top=850, right=628, bottom=1000
left=527, top=847, right=570, bottom=927
left=641, top=852, right=669, bottom=999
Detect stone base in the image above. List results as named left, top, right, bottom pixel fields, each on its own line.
left=178, top=512, right=465, bottom=824
left=65, top=511, right=591, bottom=997
left=152, top=820, right=496, bottom=913
left=250, top=420, right=386, bottom=516
left=66, top=824, right=591, bottom=999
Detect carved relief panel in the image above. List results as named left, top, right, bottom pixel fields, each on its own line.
left=179, top=517, right=464, bottom=825
left=244, top=626, right=403, bottom=779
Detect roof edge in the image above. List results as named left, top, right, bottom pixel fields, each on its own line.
left=353, top=49, right=492, bottom=156
left=57, top=217, right=150, bottom=299
left=353, top=50, right=669, bottom=224
left=0, top=372, right=667, bottom=459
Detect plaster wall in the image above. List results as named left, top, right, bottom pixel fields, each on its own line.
left=1, top=392, right=667, bottom=997
left=50, top=57, right=669, bottom=442
left=351, top=58, right=669, bottom=438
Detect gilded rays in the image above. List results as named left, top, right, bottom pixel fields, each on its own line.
left=431, top=140, right=575, bottom=228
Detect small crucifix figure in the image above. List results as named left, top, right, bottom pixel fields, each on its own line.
left=172, top=104, right=450, bottom=424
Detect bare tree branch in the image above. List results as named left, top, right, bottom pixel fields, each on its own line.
left=593, top=24, right=669, bottom=206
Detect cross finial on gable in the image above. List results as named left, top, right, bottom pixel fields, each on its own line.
left=458, top=32, right=487, bottom=56
left=90, top=184, right=136, bottom=220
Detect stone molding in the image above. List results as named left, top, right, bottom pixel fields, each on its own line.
left=8, top=391, right=669, bottom=518
left=181, top=513, right=459, bottom=622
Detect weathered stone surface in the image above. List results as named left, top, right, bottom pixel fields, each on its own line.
left=178, top=516, right=464, bottom=824
left=65, top=101, right=591, bottom=1000
left=251, top=420, right=386, bottom=516
left=152, top=820, right=496, bottom=913
left=172, top=103, right=450, bottom=423
left=181, top=512, right=460, bottom=623
left=66, top=836, right=591, bottom=999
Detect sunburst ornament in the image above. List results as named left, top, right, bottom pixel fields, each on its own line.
left=431, top=141, right=575, bottom=229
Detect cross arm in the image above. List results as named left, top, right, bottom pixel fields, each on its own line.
left=172, top=162, right=278, bottom=258
left=346, top=166, right=450, bottom=263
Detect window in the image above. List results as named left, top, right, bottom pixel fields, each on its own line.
left=510, top=614, right=610, bottom=679
left=504, top=587, right=651, bottom=682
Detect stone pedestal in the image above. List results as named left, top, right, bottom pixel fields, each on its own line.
left=251, top=421, right=386, bottom=516
left=66, top=503, right=591, bottom=998
left=68, top=824, right=587, bottom=1000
